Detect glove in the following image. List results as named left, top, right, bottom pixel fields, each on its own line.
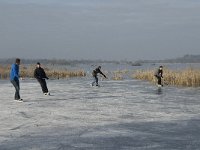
left=46, top=77, right=49, bottom=80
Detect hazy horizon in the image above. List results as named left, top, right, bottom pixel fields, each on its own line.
left=0, top=0, right=200, bottom=61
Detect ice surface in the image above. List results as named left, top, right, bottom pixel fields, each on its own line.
left=0, top=79, right=200, bottom=150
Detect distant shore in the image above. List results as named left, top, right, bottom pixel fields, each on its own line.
left=1, top=62, right=200, bottom=87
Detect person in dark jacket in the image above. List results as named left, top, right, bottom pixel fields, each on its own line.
left=34, top=62, right=50, bottom=95
left=154, top=66, right=163, bottom=86
left=92, top=66, right=107, bottom=86
left=10, top=58, right=23, bottom=101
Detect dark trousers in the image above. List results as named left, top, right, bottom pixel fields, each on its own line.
left=158, top=77, right=162, bottom=85
left=92, top=76, right=98, bottom=86
left=11, top=80, right=20, bottom=100
left=37, top=79, right=48, bottom=93
left=155, top=76, right=162, bottom=85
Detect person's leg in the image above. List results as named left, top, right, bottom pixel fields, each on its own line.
left=11, top=80, right=20, bottom=100
left=37, top=79, right=43, bottom=93
left=92, top=76, right=98, bottom=86
left=42, top=80, right=48, bottom=93
left=95, top=76, right=99, bottom=86
left=38, top=79, right=48, bottom=93
left=158, top=77, right=162, bottom=85
left=92, top=77, right=95, bottom=86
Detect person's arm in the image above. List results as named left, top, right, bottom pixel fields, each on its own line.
left=161, top=70, right=163, bottom=78
left=42, top=69, right=49, bottom=79
left=13, top=64, right=19, bottom=80
left=99, top=70, right=107, bottom=78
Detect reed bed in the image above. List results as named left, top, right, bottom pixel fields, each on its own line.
left=0, top=65, right=10, bottom=79
left=111, top=70, right=129, bottom=80
left=46, top=69, right=86, bottom=79
left=133, top=68, right=200, bottom=87
left=0, top=65, right=86, bottom=79
left=112, top=73, right=123, bottom=80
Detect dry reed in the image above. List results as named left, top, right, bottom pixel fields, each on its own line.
left=112, top=73, right=123, bottom=80
left=133, top=68, right=200, bottom=87
left=0, top=65, right=86, bottom=79
left=111, top=70, right=129, bottom=80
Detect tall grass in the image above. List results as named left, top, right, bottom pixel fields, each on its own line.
left=0, top=65, right=10, bottom=79
left=133, top=68, right=200, bottom=87
left=0, top=65, right=86, bottom=79
left=111, top=70, right=129, bottom=80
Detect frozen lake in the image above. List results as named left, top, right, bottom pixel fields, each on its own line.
left=0, top=78, right=200, bottom=150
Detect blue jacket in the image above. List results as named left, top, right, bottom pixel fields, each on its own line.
left=10, top=64, right=19, bottom=81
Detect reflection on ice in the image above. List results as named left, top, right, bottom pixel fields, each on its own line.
left=156, top=87, right=163, bottom=95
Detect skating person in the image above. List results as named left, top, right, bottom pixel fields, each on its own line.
left=92, top=66, right=107, bottom=86
left=10, top=58, right=23, bottom=101
left=154, top=65, right=163, bottom=86
left=34, top=62, right=50, bottom=95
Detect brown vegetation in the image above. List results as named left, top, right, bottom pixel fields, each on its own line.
left=111, top=70, right=129, bottom=80
left=0, top=65, right=86, bottom=79
left=133, top=68, right=200, bottom=87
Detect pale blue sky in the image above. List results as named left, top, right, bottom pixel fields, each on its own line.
left=0, top=0, right=200, bottom=60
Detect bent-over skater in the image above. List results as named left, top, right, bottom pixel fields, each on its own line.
left=92, top=66, right=107, bottom=86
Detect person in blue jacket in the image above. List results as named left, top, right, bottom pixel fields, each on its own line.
left=10, top=58, right=22, bottom=101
